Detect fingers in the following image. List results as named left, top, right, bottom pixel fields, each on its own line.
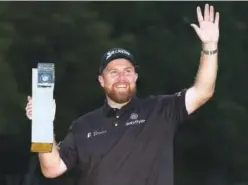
left=25, top=106, right=32, bottom=119
left=196, top=6, right=203, bottom=23
left=198, top=4, right=218, bottom=23
left=214, top=12, right=220, bottom=26
left=26, top=96, right=32, bottom=109
left=204, top=4, right=209, bottom=21
left=25, top=96, right=56, bottom=120
left=26, top=110, right=32, bottom=119
left=190, top=24, right=202, bottom=38
left=209, top=5, right=214, bottom=22
left=26, top=95, right=32, bottom=120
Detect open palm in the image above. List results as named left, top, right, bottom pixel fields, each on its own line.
left=191, top=4, right=220, bottom=44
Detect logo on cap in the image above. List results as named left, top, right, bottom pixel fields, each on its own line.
left=106, top=49, right=130, bottom=60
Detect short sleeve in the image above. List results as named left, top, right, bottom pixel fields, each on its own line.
left=154, top=89, right=189, bottom=124
left=58, top=125, right=78, bottom=170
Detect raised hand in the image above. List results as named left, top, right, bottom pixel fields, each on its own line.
left=191, top=4, right=220, bottom=45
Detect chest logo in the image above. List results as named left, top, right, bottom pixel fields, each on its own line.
left=126, top=113, right=146, bottom=126
left=130, top=113, right=138, bottom=120
left=87, top=130, right=107, bottom=139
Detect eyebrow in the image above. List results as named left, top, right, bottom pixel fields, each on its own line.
left=107, top=66, right=134, bottom=71
left=125, top=67, right=134, bottom=70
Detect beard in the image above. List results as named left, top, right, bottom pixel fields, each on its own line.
left=104, top=83, right=136, bottom=104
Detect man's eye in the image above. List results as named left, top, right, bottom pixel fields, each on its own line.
left=126, top=69, right=134, bottom=73
left=110, top=70, right=117, bottom=74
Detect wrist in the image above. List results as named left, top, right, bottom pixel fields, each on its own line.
left=202, top=42, right=218, bottom=50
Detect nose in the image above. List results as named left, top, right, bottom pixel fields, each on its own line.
left=117, top=71, right=126, bottom=80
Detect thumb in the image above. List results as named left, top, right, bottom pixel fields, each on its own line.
left=190, top=24, right=201, bottom=37
left=27, top=95, right=31, bottom=101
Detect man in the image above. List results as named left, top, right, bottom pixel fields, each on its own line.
left=25, top=4, right=219, bottom=185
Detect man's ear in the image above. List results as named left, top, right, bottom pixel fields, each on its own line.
left=135, top=73, right=138, bottom=82
left=98, top=75, right=104, bottom=88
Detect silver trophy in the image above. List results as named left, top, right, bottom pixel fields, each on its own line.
left=31, top=63, right=55, bottom=152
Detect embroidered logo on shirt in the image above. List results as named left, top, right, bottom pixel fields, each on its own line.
left=87, top=130, right=107, bottom=139
left=126, top=113, right=146, bottom=126
left=130, top=113, right=138, bottom=120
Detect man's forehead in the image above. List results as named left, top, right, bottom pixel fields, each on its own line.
left=105, top=59, right=134, bottom=69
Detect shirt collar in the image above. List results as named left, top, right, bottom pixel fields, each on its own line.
left=103, top=96, right=139, bottom=117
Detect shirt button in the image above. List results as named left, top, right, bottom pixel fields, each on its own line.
left=114, top=123, right=118, bottom=127
left=116, top=115, right=119, bottom=119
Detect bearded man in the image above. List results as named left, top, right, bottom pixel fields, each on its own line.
left=25, top=4, right=220, bottom=185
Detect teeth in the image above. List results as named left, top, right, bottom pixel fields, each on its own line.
left=117, top=84, right=127, bottom=88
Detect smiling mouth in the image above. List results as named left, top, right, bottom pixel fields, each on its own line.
left=114, top=83, right=129, bottom=89
left=117, top=85, right=127, bottom=88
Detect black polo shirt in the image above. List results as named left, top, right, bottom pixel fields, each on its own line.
left=59, top=89, right=189, bottom=185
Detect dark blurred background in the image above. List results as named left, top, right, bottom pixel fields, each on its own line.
left=0, top=1, right=247, bottom=185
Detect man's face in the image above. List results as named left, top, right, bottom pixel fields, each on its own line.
left=98, top=58, right=138, bottom=104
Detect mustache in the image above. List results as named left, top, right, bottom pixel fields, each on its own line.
left=113, top=82, right=130, bottom=86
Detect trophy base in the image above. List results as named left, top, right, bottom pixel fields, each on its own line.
left=31, top=142, right=53, bottom=153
